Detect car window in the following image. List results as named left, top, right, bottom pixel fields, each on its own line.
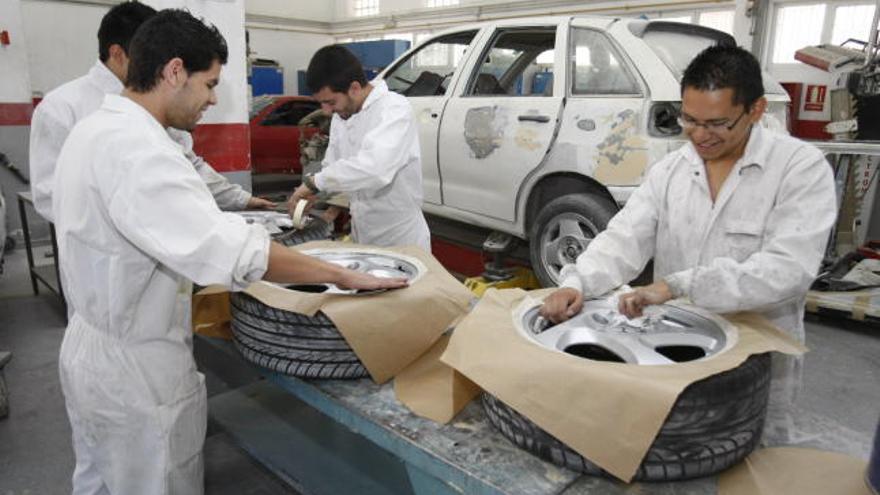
left=261, top=101, right=321, bottom=126
left=385, top=30, right=478, bottom=97
left=468, top=28, right=557, bottom=97
left=571, top=29, right=640, bottom=95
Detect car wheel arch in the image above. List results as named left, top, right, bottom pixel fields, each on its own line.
left=522, top=173, right=618, bottom=234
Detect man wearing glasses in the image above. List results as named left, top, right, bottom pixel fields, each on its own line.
left=539, top=44, right=837, bottom=444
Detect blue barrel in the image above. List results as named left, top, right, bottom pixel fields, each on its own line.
left=869, top=417, right=880, bottom=494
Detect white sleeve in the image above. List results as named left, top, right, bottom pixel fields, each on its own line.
left=559, top=163, right=663, bottom=296
left=29, top=101, right=75, bottom=222
left=314, top=100, right=415, bottom=193
left=664, top=148, right=836, bottom=313
left=169, top=129, right=251, bottom=211
left=104, top=146, right=269, bottom=290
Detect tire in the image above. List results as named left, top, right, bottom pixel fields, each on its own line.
left=274, top=218, right=333, bottom=247
left=482, top=353, right=771, bottom=481
left=529, top=193, right=618, bottom=287
left=229, top=291, right=368, bottom=379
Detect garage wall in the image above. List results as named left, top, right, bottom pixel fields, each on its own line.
left=21, top=1, right=108, bottom=97
left=247, top=28, right=334, bottom=95
left=246, top=1, right=334, bottom=22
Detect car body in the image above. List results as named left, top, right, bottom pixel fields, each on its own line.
left=378, top=16, right=789, bottom=285
left=249, top=95, right=322, bottom=175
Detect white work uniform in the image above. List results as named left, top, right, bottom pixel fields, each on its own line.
left=30, top=60, right=250, bottom=222
left=560, top=125, right=837, bottom=444
left=53, top=94, right=269, bottom=495
left=314, top=80, right=430, bottom=251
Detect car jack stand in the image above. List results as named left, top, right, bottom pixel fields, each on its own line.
left=464, top=232, right=540, bottom=297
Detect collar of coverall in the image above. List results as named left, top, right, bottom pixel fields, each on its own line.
left=90, top=59, right=124, bottom=95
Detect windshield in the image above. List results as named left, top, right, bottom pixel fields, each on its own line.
left=250, top=95, right=276, bottom=120
left=636, top=21, right=786, bottom=95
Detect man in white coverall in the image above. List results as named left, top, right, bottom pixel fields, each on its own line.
left=29, top=1, right=273, bottom=224
left=540, top=45, right=837, bottom=444
left=287, top=45, right=431, bottom=252
left=53, top=10, right=406, bottom=494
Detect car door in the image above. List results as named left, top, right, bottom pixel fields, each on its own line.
left=250, top=99, right=319, bottom=174
left=437, top=24, right=565, bottom=222
left=382, top=30, right=481, bottom=205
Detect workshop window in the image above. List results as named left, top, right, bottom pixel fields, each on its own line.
left=352, top=0, right=379, bottom=17
left=571, top=28, right=640, bottom=96
left=831, top=3, right=877, bottom=45
left=427, top=0, right=459, bottom=7
left=468, top=28, right=557, bottom=97
left=698, top=9, right=735, bottom=34
left=771, top=3, right=826, bottom=63
left=385, top=30, right=477, bottom=96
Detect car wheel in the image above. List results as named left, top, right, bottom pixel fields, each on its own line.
left=529, top=194, right=618, bottom=287
left=275, top=218, right=333, bottom=247
left=230, top=249, right=425, bottom=379
left=483, top=299, right=770, bottom=481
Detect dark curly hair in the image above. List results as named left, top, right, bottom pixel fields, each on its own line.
left=681, top=44, right=764, bottom=109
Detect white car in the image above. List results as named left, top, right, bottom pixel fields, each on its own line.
left=379, top=16, right=789, bottom=285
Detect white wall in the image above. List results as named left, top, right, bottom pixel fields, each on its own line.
left=248, top=28, right=334, bottom=95
left=1, top=0, right=34, bottom=102
left=246, top=0, right=334, bottom=22
left=21, top=1, right=108, bottom=96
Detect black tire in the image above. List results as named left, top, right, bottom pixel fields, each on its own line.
left=274, top=218, right=333, bottom=247
left=482, top=353, right=771, bottom=481
left=529, top=194, right=618, bottom=287
left=229, top=291, right=368, bottom=379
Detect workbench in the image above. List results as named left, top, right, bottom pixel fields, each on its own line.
left=199, top=334, right=719, bottom=495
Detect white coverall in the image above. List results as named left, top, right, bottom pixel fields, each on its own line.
left=313, top=80, right=431, bottom=251
left=30, top=60, right=251, bottom=222
left=53, top=94, right=270, bottom=495
left=559, top=125, right=837, bottom=444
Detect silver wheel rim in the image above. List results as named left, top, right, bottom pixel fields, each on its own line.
left=515, top=298, right=737, bottom=365
left=539, top=212, right=598, bottom=284
left=273, top=249, right=425, bottom=296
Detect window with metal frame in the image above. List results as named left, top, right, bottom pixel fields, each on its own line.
left=427, top=0, right=459, bottom=7
left=384, top=31, right=477, bottom=97
left=352, top=0, right=379, bottom=17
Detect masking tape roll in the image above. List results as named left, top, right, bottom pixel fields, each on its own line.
left=292, top=199, right=309, bottom=230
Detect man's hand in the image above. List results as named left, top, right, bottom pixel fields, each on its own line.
left=539, top=287, right=584, bottom=324
left=246, top=196, right=277, bottom=210
left=337, top=270, right=408, bottom=291
left=287, top=183, right=316, bottom=218
left=320, top=205, right=342, bottom=224
left=617, top=281, right=673, bottom=319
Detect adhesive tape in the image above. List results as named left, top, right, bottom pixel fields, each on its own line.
left=292, top=199, right=309, bottom=229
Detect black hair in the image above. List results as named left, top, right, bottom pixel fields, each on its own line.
left=681, top=44, right=764, bottom=109
left=306, top=45, right=367, bottom=93
left=97, top=1, right=157, bottom=62
left=125, top=9, right=228, bottom=93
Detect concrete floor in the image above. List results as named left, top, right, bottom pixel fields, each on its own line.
left=0, top=246, right=299, bottom=494
left=0, top=243, right=878, bottom=494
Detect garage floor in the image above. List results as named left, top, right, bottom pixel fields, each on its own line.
left=0, top=243, right=877, bottom=494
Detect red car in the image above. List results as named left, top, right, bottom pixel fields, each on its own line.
left=249, top=95, right=322, bottom=175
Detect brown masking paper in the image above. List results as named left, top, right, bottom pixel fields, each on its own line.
left=192, top=285, right=234, bottom=339
left=440, top=288, right=807, bottom=482
left=394, top=334, right=482, bottom=423
left=719, top=447, right=872, bottom=495
left=243, top=241, right=473, bottom=384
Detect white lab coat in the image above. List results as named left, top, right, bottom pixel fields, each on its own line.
left=314, top=80, right=431, bottom=251
left=560, top=125, right=837, bottom=444
left=53, top=94, right=269, bottom=495
left=29, top=60, right=250, bottom=222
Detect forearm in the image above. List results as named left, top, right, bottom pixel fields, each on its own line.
left=263, top=242, right=348, bottom=285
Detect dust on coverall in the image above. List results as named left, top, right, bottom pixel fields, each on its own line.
left=52, top=94, right=270, bottom=495
left=559, top=125, right=837, bottom=444
left=30, top=60, right=250, bottom=223
left=313, top=80, right=431, bottom=252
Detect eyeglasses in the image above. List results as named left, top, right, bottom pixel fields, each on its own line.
left=677, top=110, right=748, bottom=133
